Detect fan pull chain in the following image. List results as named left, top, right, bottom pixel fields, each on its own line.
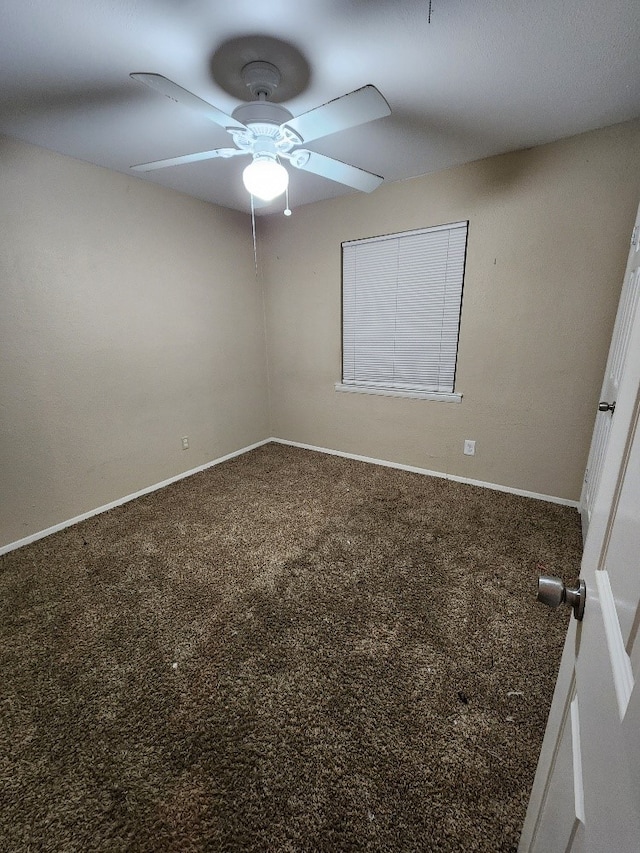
left=284, top=186, right=291, bottom=217
left=250, top=193, right=258, bottom=277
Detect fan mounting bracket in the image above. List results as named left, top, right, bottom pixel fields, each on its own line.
left=241, top=61, right=281, bottom=99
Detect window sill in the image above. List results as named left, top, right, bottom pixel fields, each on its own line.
left=334, top=383, right=462, bottom=403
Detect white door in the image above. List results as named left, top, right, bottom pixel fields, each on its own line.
left=519, top=211, right=640, bottom=853
left=580, top=205, right=640, bottom=534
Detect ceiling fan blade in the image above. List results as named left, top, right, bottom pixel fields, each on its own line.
left=291, top=150, right=384, bottom=193
left=282, top=85, right=390, bottom=144
left=130, top=73, right=247, bottom=132
left=131, top=148, right=245, bottom=172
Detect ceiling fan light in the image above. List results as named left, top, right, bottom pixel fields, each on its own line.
left=242, top=156, right=289, bottom=201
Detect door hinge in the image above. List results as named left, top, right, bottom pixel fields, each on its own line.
left=632, top=225, right=639, bottom=247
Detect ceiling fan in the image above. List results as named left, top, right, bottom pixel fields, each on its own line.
left=130, top=61, right=391, bottom=204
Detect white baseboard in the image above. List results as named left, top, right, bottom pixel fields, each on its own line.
left=269, top=437, right=579, bottom=508
left=0, top=438, right=271, bottom=556
left=2, top=435, right=578, bottom=556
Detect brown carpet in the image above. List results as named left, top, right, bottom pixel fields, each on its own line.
left=0, top=443, right=582, bottom=852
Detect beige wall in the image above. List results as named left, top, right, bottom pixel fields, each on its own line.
left=0, top=137, right=269, bottom=547
left=262, top=120, right=640, bottom=501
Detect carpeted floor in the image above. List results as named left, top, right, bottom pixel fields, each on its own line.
left=0, top=443, right=582, bottom=852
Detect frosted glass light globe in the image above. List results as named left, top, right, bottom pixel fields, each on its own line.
left=242, top=157, right=289, bottom=201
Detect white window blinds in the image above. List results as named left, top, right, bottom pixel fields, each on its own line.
left=342, top=221, right=468, bottom=395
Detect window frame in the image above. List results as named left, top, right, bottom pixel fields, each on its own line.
left=336, top=221, right=468, bottom=403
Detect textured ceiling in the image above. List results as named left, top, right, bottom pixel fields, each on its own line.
left=2, top=0, right=639, bottom=215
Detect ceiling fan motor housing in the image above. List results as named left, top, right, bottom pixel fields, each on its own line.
left=231, top=101, right=293, bottom=128
left=230, top=101, right=301, bottom=156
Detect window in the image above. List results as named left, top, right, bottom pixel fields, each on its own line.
left=337, top=221, right=468, bottom=402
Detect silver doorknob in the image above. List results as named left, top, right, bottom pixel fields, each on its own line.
left=598, top=401, right=616, bottom=413
left=537, top=575, right=586, bottom=621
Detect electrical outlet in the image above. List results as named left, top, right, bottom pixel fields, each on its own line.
left=463, top=439, right=476, bottom=456
left=181, top=436, right=189, bottom=450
